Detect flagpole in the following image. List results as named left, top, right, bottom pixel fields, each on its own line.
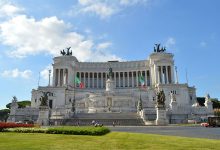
left=38, top=72, right=40, bottom=87
left=185, top=68, right=189, bottom=85
left=72, top=74, right=76, bottom=115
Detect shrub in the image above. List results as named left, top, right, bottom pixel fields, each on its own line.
left=3, top=125, right=110, bottom=136
left=0, top=122, right=34, bottom=131
left=46, top=126, right=110, bottom=136
left=6, top=128, right=47, bottom=133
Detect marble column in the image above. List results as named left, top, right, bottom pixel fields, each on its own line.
left=92, top=72, right=94, bottom=88
left=101, top=72, right=103, bottom=88
left=159, top=66, right=162, bottom=84
left=88, top=72, right=90, bottom=88
left=136, top=71, right=138, bottom=87
left=97, top=72, right=99, bottom=88
left=58, top=69, right=60, bottom=86
left=132, top=72, right=134, bottom=87
left=127, top=72, right=129, bottom=87
left=145, top=70, right=147, bottom=86
left=166, top=66, right=169, bottom=84
left=83, top=72, right=86, bottom=87
left=171, top=66, right=175, bottom=84
left=122, top=72, right=125, bottom=87
left=118, top=72, right=121, bottom=88
left=155, top=65, right=158, bottom=85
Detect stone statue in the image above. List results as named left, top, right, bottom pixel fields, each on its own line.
left=170, top=92, right=176, bottom=102
left=108, top=67, right=113, bottom=79
left=60, top=49, right=66, bottom=56
left=40, top=92, right=51, bottom=106
left=12, top=96, right=17, bottom=103
left=60, top=47, right=72, bottom=56
left=206, top=93, right=210, bottom=100
left=156, top=90, right=166, bottom=107
left=66, top=47, right=71, bottom=55
left=154, top=44, right=166, bottom=53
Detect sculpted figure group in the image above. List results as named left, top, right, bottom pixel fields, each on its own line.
left=40, top=92, right=52, bottom=106
left=154, top=44, right=166, bottom=53
left=156, top=90, right=166, bottom=108
left=60, top=47, right=72, bottom=56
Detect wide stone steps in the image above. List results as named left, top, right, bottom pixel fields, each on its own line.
left=63, top=112, right=145, bottom=126
left=64, top=118, right=145, bottom=126
left=74, top=112, right=139, bottom=119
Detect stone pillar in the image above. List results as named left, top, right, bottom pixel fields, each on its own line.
left=127, top=72, right=129, bottom=87
left=160, top=66, right=163, bottom=84
left=171, top=66, right=175, bottom=84
left=145, top=70, right=147, bottom=86
left=165, top=66, right=169, bottom=84
left=119, top=72, right=121, bottom=87
left=155, top=105, right=168, bottom=125
left=57, top=69, right=60, bottom=86
left=52, top=68, right=56, bottom=86
left=83, top=72, right=86, bottom=88
left=123, top=72, right=125, bottom=87
left=96, top=72, right=99, bottom=88
left=65, top=69, right=68, bottom=86
left=92, top=72, right=94, bottom=88
left=105, top=73, right=107, bottom=87
left=37, top=106, right=50, bottom=126
left=88, top=72, right=90, bottom=88
left=136, top=71, right=139, bottom=87
left=101, top=72, right=103, bottom=88
left=170, top=93, right=177, bottom=112
left=155, top=65, right=158, bottom=85
left=132, top=72, right=134, bottom=87
left=106, top=78, right=115, bottom=92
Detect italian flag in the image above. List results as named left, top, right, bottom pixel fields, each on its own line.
left=138, top=74, right=145, bottom=87
left=75, top=76, right=84, bottom=89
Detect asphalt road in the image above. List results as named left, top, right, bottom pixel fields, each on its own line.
left=108, top=126, right=220, bottom=139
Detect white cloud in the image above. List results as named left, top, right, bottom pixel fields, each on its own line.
left=0, top=14, right=121, bottom=61
left=1, top=68, right=32, bottom=79
left=88, top=49, right=122, bottom=62
left=79, top=2, right=116, bottom=19
left=120, top=0, right=148, bottom=6
left=0, top=1, right=122, bottom=62
left=0, top=1, right=24, bottom=18
left=165, top=37, right=176, bottom=48
left=40, top=65, right=53, bottom=81
left=72, top=0, right=150, bottom=19
left=97, top=42, right=112, bottom=50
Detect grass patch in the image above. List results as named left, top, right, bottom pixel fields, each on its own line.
left=0, top=132, right=219, bottom=150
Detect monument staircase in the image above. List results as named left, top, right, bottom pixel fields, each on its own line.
left=64, top=112, right=145, bottom=126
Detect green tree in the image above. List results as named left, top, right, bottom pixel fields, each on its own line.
left=6, top=101, right=31, bottom=109
left=211, top=98, right=220, bottom=109
left=0, top=109, right=10, bottom=122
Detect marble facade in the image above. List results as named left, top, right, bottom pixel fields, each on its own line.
left=8, top=46, right=214, bottom=124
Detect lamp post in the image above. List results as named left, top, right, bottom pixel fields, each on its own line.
left=48, top=69, right=51, bottom=86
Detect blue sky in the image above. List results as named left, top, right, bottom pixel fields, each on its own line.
left=0, top=0, right=219, bottom=109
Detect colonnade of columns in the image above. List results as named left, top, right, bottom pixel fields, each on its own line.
left=75, top=70, right=151, bottom=89
left=54, top=68, right=68, bottom=86
left=157, top=65, right=173, bottom=84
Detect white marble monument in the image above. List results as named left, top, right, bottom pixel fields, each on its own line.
left=8, top=44, right=214, bottom=125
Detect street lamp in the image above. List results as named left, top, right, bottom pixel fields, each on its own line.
left=48, top=69, right=51, bottom=86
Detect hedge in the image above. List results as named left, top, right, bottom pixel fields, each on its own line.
left=0, top=122, right=34, bottom=131
left=5, top=126, right=110, bottom=136
left=46, top=126, right=110, bottom=135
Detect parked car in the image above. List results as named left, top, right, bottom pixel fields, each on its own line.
left=201, top=122, right=209, bottom=127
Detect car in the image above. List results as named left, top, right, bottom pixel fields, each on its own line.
left=201, top=122, right=209, bottom=127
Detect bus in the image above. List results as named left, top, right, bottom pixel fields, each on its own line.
left=208, top=117, right=220, bottom=127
